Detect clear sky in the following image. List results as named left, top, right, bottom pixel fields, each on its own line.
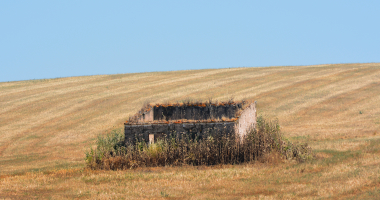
left=1, top=1, right=379, bottom=82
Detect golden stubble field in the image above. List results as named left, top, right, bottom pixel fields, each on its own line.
left=1, top=63, right=380, bottom=199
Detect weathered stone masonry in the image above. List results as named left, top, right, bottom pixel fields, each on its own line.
left=125, top=122, right=235, bottom=144
left=124, top=101, right=256, bottom=144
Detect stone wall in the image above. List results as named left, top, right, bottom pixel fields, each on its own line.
left=236, top=102, right=257, bottom=137
left=126, top=101, right=256, bottom=144
left=137, top=109, right=153, bottom=123
left=152, top=104, right=242, bottom=121
left=125, top=122, right=235, bottom=144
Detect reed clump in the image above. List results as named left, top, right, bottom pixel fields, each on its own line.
left=85, top=117, right=313, bottom=170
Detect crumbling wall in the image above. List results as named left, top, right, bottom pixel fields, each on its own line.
left=137, top=109, right=153, bottom=123
left=125, top=122, right=235, bottom=144
left=236, top=102, right=257, bottom=137
left=125, top=101, right=256, bottom=144
left=153, top=104, right=241, bottom=121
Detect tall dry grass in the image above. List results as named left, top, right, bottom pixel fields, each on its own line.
left=85, top=117, right=313, bottom=170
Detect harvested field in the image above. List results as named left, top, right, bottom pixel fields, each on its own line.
left=1, top=63, right=380, bottom=199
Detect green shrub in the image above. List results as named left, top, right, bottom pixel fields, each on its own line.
left=85, top=117, right=314, bottom=170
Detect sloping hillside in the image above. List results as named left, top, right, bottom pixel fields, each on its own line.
left=1, top=63, right=379, bottom=175
left=1, top=63, right=380, bottom=198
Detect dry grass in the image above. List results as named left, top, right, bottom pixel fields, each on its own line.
left=85, top=117, right=312, bottom=170
left=1, top=63, right=380, bottom=199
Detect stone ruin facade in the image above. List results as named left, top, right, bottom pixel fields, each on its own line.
left=124, top=101, right=257, bottom=144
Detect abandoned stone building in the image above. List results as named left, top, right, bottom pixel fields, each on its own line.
left=124, top=101, right=257, bottom=144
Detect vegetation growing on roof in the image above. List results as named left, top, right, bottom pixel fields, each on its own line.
left=126, top=99, right=252, bottom=124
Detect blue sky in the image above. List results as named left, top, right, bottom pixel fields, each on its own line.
left=1, top=1, right=379, bottom=82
